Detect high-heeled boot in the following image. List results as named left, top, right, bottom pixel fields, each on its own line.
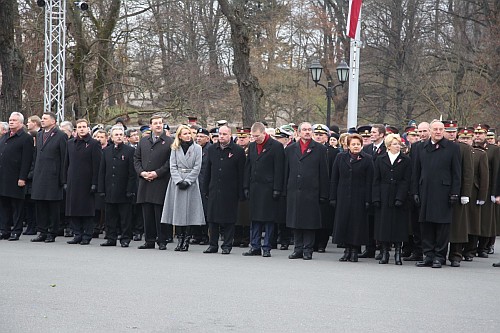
left=174, top=234, right=185, bottom=251
left=394, top=243, right=402, bottom=265
left=349, top=246, right=358, bottom=262
left=339, top=247, right=351, bottom=261
left=379, top=243, right=389, bottom=264
left=181, top=235, right=190, bottom=251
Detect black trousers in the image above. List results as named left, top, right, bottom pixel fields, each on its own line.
left=105, top=203, right=132, bottom=242
left=71, top=216, right=95, bottom=242
left=0, top=196, right=25, bottom=235
left=36, top=200, right=61, bottom=238
left=463, top=235, right=478, bottom=258
left=132, top=203, right=144, bottom=236
left=233, top=225, right=250, bottom=245
left=420, top=222, right=450, bottom=263
left=293, top=229, right=316, bottom=255
left=477, top=236, right=491, bottom=254
left=314, top=228, right=331, bottom=250
left=410, top=206, right=423, bottom=255
left=209, top=223, right=235, bottom=251
left=364, top=214, right=376, bottom=252
left=24, top=195, right=37, bottom=232
left=142, top=203, right=167, bottom=245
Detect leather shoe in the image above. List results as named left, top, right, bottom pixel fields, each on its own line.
left=221, top=248, right=231, bottom=254
left=138, top=242, right=155, bottom=249
left=288, top=251, right=303, bottom=259
left=477, top=252, right=489, bottom=258
left=463, top=256, right=473, bottom=262
left=203, top=247, right=218, bottom=253
left=317, top=248, right=325, bottom=253
left=64, top=229, right=73, bottom=237
left=8, top=234, right=20, bottom=241
left=431, top=260, right=442, bottom=268
left=242, top=249, right=262, bottom=256
left=280, top=244, right=289, bottom=250
left=487, top=247, right=494, bottom=255
left=67, top=237, right=82, bottom=244
left=450, top=260, right=460, bottom=267
left=80, top=239, right=90, bottom=245
left=404, top=253, right=423, bottom=261
left=31, top=234, right=47, bottom=242
left=492, top=262, right=500, bottom=267
left=374, top=252, right=383, bottom=261
left=1, top=233, right=12, bottom=240
left=133, top=234, right=142, bottom=241
left=416, top=260, right=433, bottom=267
left=158, top=243, right=167, bottom=250
left=262, top=250, right=271, bottom=257
left=358, top=250, right=375, bottom=258
left=303, top=252, right=312, bottom=260
left=100, top=240, right=117, bottom=247
left=121, top=241, right=130, bottom=248
left=44, top=237, right=55, bottom=243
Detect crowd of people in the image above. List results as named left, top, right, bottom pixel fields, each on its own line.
left=1, top=112, right=499, bottom=268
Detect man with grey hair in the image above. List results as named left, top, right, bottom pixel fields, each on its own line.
left=0, top=122, right=10, bottom=138
left=59, top=121, right=74, bottom=138
left=0, top=112, right=35, bottom=240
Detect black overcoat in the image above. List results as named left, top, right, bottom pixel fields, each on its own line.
left=330, top=151, right=374, bottom=245
left=480, top=144, right=499, bottom=237
left=284, top=140, right=329, bottom=230
left=134, top=133, right=173, bottom=205
left=98, top=144, right=137, bottom=203
left=31, top=128, right=67, bottom=201
left=0, top=129, right=34, bottom=199
left=204, top=141, right=245, bottom=224
left=468, top=147, right=489, bottom=236
left=372, top=152, right=411, bottom=242
left=412, top=138, right=461, bottom=224
left=65, top=135, right=102, bottom=216
left=244, top=137, right=284, bottom=222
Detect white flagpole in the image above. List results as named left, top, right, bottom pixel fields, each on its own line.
left=347, top=9, right=362, bottom=129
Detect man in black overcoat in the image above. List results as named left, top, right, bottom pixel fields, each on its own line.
left=30, top=112, right=68, bottom=243
left=134, top=115, right=173, bottom=250
left=284, top=122, right=329, bottom=260
left=125, top=129, right=143, bottom=241
left=99, top=126, right=137, bottom=247
left=413, top=120, right=461, bottom=268
left=242, top=122, right=284, bottom=257
left=203, top=126, right=245, bottom=254
left=0, top=112, right=34, bottom=240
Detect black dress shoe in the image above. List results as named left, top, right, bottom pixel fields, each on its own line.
left=262, top=250, right=271, bottom=257
left=31, top=235, right=47, bottom=242
left=121, top=241, right=130, bottom=248
left=288, top=251, right=303, bottom=259
left=158, top=243, right=167, bottom=250
left=477, top=252, right=489, bottom=258
left=374, top=252, right=383, bottom=261
left=431, top=260, right=442, bottom=268
left=303, top=252, right=312, bottom=260
left=404, top=253, right=423, bottom=261
left=44, top=237, right=55, bottom=243
left=280, top=244, right=289, bottom=250
left=203, top=247, right=218, bottom=253
left=317, top=248, right=326, bottom=253
left=358, top=250, right=375, bottom=258
left=221, top=248, right=231, bottom=254
left=0, top=233, right=11, bottom=240
left=133, top=234, right=142, bottom=241
left=242, top=249, right=262, bottom=256
left=64, top=229, right=74, bottom=237
left=67, top=237, right=82, bottom=244
left=492, top=262, right=500, bottom=267
left=79, top=239, right=90, bottom=245
left=100, top=240, right=117, bottom=247
left=450, top=260, right=460, bottom=267
left=349, top=252, right=358, bottom=262
left=8, top=234, right=20, bottom=241
left=138, top=242, right=155, bottom=249
left=487, top=247, right=494, bottom=255
left=416, top=260, right=433, bottom=267
left=463, top=256, right=473, bottom=262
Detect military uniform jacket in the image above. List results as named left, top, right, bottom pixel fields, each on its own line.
left=31, top=127, right=68, bottom=201
left=64, top=135, right=102, bottom=216
left=243, top=137, right=285, bottom=222
left=480, top=144, right=499, bottom=237
left=204, top=141, right=245, bottom=224
left=468, top=147, right=489, bottom=236
left=284, top=140, right=329, bottom=230
left=412, top=138, right=461, bottom=224
left=98, top=143, right=137, bottom=203
left=134, top=133, right=173, bottom=205
left=330, top=151, right=374, bottom=245
left=0, top=129, right=34, bottom=199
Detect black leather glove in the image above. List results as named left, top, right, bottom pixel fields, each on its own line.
left=63, top=184, right=67, bottom=191
left=365, top=202, right=370, bottom=210
left=243, top=189, right=250, bottom=199
left=272, top=191, right=281, bottom=200
left=394, top=200, right=403, bottom=207
left=449, top=194, right=459, bottom=205
left=177, top=181, right=189, bottom=190
left=319, top=197, right=328, bottom=205
left=329, top=200, right=337, bottom=208
left=126, top=192, right=135, bottom=198
left=413, top=194, right=420, bottom=207
left=90, top=185, right=97, bottom=193
left=372, top=201, right=381, bottom=208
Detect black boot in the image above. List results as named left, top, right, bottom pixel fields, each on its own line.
left=174, top=234, right=185, bottom=252
left=339, top=247, right=351, bottom=261
left=394, top=243, right=402, bottom=265
left=349, top=246, right=358, bottom=262
left=181, top=235, right=190, bottom=252
left=379, top=243, right=389, bottom=264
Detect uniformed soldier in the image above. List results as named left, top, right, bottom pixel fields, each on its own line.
left=234, top=127, right=251, bottom=248
left=357, top=125, right=372, bottom=146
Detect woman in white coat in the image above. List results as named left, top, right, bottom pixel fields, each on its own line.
left=161, top=125, right=205, bottom=251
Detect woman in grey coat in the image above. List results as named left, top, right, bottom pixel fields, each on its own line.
left=161, top=125, right=205, bottom=251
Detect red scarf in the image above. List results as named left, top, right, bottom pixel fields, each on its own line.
left=257, top=133, right=270, bottom=155
left=299, top=139, right=311, bottom=155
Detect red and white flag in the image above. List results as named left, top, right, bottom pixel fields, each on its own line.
left=346, top=0, right=362, bottom=39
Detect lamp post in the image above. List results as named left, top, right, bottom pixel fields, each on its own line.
left=309, top=60, right=349, bottom=128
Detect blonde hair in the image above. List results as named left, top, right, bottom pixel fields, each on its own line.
left=171, top=125, right=191, bottom=150
left=384, top=133, right=401, bottom=147
left=339, top=133, right=349, bottom=149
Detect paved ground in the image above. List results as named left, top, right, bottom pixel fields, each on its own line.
left=1, top=237, right=499, bottom=333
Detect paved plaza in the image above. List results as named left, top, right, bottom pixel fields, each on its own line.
left=1, top=237, right=499, bottom=332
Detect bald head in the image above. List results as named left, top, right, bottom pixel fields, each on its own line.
left=218, top=125, right=232, bottom=145
left=417, top=122, right=430, bottom=141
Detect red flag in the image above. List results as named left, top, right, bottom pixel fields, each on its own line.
left=347, top=0, right=362, bottom=39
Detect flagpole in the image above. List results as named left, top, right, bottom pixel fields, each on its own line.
left=347, top=6, right=362, bottom=129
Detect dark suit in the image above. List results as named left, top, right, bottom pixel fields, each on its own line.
left=413, top=138, right=461, bottom=263
left=31, top=127, right=67, bottom=238
left=244, top=136, right=284, bottom=251
left=134, top=133, right=173, bottom=246
left=0, top=129, right=34, bottom=237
